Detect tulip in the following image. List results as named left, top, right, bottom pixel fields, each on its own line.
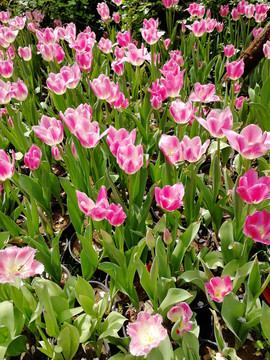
left=113, top=92, right=129, bottom=110
left=220, top=5, right=229, bottom=17
left=216, top=22, right=224, bottom=32
left=141, top=18, right=165, bottom=45
left=163, top=228, right=172, bottom=245
left=231, top=8, right=240, bottom=21
left=0, top=150, right=15, bottom=183
left=90, top=74, right=111, bottom=100
left=0, top=27, right=18, bottom=48
left=170, top=50, right=184, bottom=66
left=255, top=3, right=268, bottom=15
left=51, top=145, right=63, bottom=161
left=126, top=312, right=167, bottom=356
left=236, top=168, right=270, bottom=204
left=263, top=40, right=270, bottom=59
left=205, top=276, right=232, bottom=302
left=98, top=37, right=112, bottom=54
left=0, top=59, right=13, bottom=78
left=196, top=106, right=233, bottom=138
left=164, top=38, right=170, bottom=49
left=186, top=3, right=205, bottom=18
left=11, top=78, right=28, bottom=101
left=186, top=20, right=206, bottom=37
left=47, top=73, right=66, bottom=95
left=8, top=16, right=26, bottom=30
left=180, top=135, right=210, bottom=163
left=162, top=0, right=174, bottom=8
left=97, top=2, right=110, bottom=22
left=243, top=210, right=270, bottom=244
left=189, top=82, right=220, bottom=103
left=115, top=46, right=125, bottom=59
left=223, top=44, right=235, bottom=58
left=226, top=59, right=244, bottom=80
left=245, top=4, right=254, bottom=18
left=116, top=30, right=132, bottom=47
left=106, top=81, right=120, bottom=103
left=124, top=43, right=149, bottom=66
left=0, top=80, right=12, bottom=104
left=253, top=27, right=263, bottom=38
left=76, top=186, right=109, bottom=221
left=237, top=0, right=247, bottom=15
left=53, top=44, right=65, bottom=63
left=160, top=70, right=185, bottom=98
left=60, top=62, right=81, bottom=89
left=36, top=27, right=56, bottom=45
left=0, top=11, right=10, bottom=23
left=159, top=134, right=183, bottom=165
left=167, top=302, right=193, bottom=336
left=117, top=143, right=143, bottom=174
left=60, top=103, right=92, bottom=134
left=223, top=124, right=270, bottom=159
left=170, top=99, right=197, bottom=125
left=71, top=141, right=78, bottom=159
left=106, top=203, right=126, bottom=226
left=32, top=115, right=64, bottom=146
left=18, top=45, right=32, bottom=61
left=205, top=18, right=216, bottom=33
left=0, top=246, right=44, bottom=283
left=75, top=119, right=100, bottom=148
left=235, top=96, right=245, bottom=109
left=111, top=60, right=124, bottom=76
left=155, top=183, right=185, bottom=212
left=24, top=145, right=42, bottom=170
left=113, top=13, right=120, bottom=23
left=76, top=51, right=92, bottom=71
left=112, top=0, right=123, bottom=5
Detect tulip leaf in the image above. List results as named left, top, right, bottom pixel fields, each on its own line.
left=159, top=288, right=192, bottom=318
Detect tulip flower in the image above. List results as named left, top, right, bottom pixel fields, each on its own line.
left=51, top=145, right=63, bottom=161
left=141, top=18, right=165, bottom=45
left=111, top=60, right=124, bottom=76
left=115, top=46, right=125, bottom=59
left=47, top=73, right=66, bottom=95
left=170, top=50, right=184, bottom=66
left=98, top=37, right=112, bottom=54
left=159, top=134, right=183, bottom=165
left=220, top=5, right=229, bottom=17
left=253, top=27, right=263, bottom=38
left=155, top=182, right=185, bottom=212
left=223, top=124, right=270, bottom=159
left=216, top=22, right=224, bottom=32
left=11, top=78, right=28, bottom=101
left=116, top=30, right=132, bottom=47
left=167, top=302, right=193, bottom=336
left=186, top=3, right=205, bottom=18
left=18, top=45, right=32, bottom=61
left=205, top=18, right=216, bottom=33
left=126, top=312, right=167, bottom=356
left=189, top=83, right=220, bottom=103
left=205, top=276, right=232, bottom=302
left=237, top=0, right=247, bottom=15
left=37, top=43, right=54, bottom=62
left=186, top=20, right=206, bottom=37
left=106, top=203, right=126, bottom=226
left=76, top=186, right=109, bottom=221
left=243, top=210, right=270, bottom=244
left=112, top=0, right=123, bottom=5
left=0, top=59, right=13, bottom=78
left=223, top=44, right=235, bottom=58
left=226, top=59, right=245, bottom=80
left=60, top=103, right=92, bottom=134
left=231, top=8, right=240, bottom=21
left=75, top=119, right=100, bottom=148
left=196, top=106, right=233, bottom=138
left=235, top=96, right=245, bottom=109
left=0, top=80, right=12, bottom=104
left=180, top=135, right=210, bottom=163
left=90, top=74, right=111, bottom=100
left=53, top=44, right=65, bottom=63
left=0, top=246, right=44, bottom=283
left=160, top=70, right=185, bottom=98
left=32, top=115, right=64, bottom=146
left=97, top=2, right=110, bottom=22
left=0, top=10, right=10, bottom=23
left=24, top=145, right=42, bottom=171
left=76, top=51, right=92, bottom=71
left=263, top=40, right=270, bottom=59
left=245, top=4, right=254, bottom=18
left=60, top=62, right=81, bottom=89
left=236, top=169, right=270, bottom=204
left=0, top=150, right=15, bottom=183
left=117, top=143, right=143, bottom=174
left=124, top=43, right=149, bottom=66
left=113, top=13, right=120, bottom=23
left=170, top=99, right=197, bottom=125
left=113, top=92, right=129, bottom=110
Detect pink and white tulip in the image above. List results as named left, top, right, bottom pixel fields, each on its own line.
left=76, top=186, right=109, bottom=221
left=18, top=45, right=32, bottom=61
left=106, top=203, right=126, bottom=226
left=243, top=210, right=270, bottom=244
left=24, top=145, right=42, bottom=171
left=170, top=99, right=197, bottom=125
left=0, top=150, right=15, bottom=182
left=189, top=83, right=220, bottom=103
left=167, top=302, right=193, bottom=336
left=97, top=2, right=110, bottom=22
left=226, top=59, right=245, bottom=80
left=223, top=44, right=235, bottom=58
left=205, top=276, right=232, bottom=302
left=117, top=143, right=143, bottom=174
left=159, top=135, right=183, bottom=165
left=32, top=115, right=64, bottom=146
left=180, top=135, right=210, bottom=163
left=0, top=59, right=13, bottom=78
left=196, top=106, right=233, bottom=138
left=155, top=183, right=185, bottom=212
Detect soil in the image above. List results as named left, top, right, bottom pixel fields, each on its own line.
left=72, top=342, right=110, bottom=360
left=70, top=231, right=103, bottom=263
left=51, top=163, right=66, bottom=177
left=44, top=265, right=70, bottom=288
left=39, top=207, right=71, bottom=234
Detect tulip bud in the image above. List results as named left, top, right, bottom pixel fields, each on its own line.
left=146, top=228, right=155, bottom=248
left=163, top=228, right=172, bottom=245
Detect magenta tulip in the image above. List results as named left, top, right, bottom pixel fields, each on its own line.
left=159, top=135, right=183, bottom=165
left=243, top=210, right=270, bottom=244
left=24, top=145, right=42, bottom=170
left=223, top=44, right=235, bottom=58
left=0, top=150, right=15, bottom=183
left=106, top=203, right=126, bottom=226
left=155, top=183, right=185, bottom=212
left=226, top=59, right=245, bottom=80
left=167, top=302, right=193, bottom=336
left=180, top=135, right=210, bottom=162
left=205, top=276, right=232, bottom=302
left=76, top=186, right=109, bottom=221
left=170, top=99, right=197, bottom=125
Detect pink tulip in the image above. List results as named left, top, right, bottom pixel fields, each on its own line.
left=113, top=13, right=120, bottom=23
left=117, top=143, right=143, bottom=174
left=127, top=312, right=167, bottom=356
left=0, top=27, right=18, bottom=48
left=8, top=15, right=26, bottom=30
left=237, top=169, right=270, bottom=204
left=141, top=18, right=164, bottom=45
left=231, top=8, right=240, bottom=21
left=164, top=38, right=170, bottom=49
left=205, top=276, right=232, bottom=302
left=186, top=3, right=205, bottom=18
left=76, top=186, right=109, bottom=221
left=37, top=43, right=54, bottom=62
left=112, top=60, right=124, bottom=76
left=170, top=50, right=184, bottom=66
left=0, top=59, right=13, bottom=78
left=226, top=59, right=244, bottom=80
left=11, top=78, right=28, bottom=101
left=237, top=0, right=247, bottom=15
left=189, top=83, right=220, bottom=103
left=162, top=0, right=174, bottom=8
left=53, top=44, right=65, bottom=63
left=71, top=141, right=78, bottom=159
left=97, top=2, right=110, bottom=22
left=54, top=19, right=62, bottom=27
left=99, top=37, right=112, bottom=54
left=0, top=108, right=6, bottom=117
left=0, top=150, right=15, bottom=182
left=216, top=22, right=224, bottom=32
left=0, top=11, right=10, bottom=23
left=196, top=106, right=233, bottom=138
left=112, top=0, right=123, bottom=5
left=76, top=51, right=92, bottom=71
left=116, top=30, right=132, bottom=48
left=223, top=124, right=270, bottom=159
left=7, top=45, right=15, bottom=60
left=255, top=3, right=268, bottom=15
left=159, top=134, right=183, bottom=165
left=18, top=45, right=32, bottom=61
left=167, top=302, right=193, bottom=336
left=90, top=74, right=111, bottom=100
left=170, top=99, right=197, bottom=125
left=106, top=81, right=120, bottom=103
left=70, top=31, right=95, bottom=53
left=180, top=135, right=210, bottom=163
left=0, top=246, right=44, bottom=283
left=263, top=40, right=270, bottom=59
left=32, top=115, right=64, bottom=146
left=155, top=183, right=185, bottom=212
left=27, top=22, right=39, bottom=33
left=24, top=145, right=42, bottom=170
left=253, top=27, right=263, bottom=38
left=255, top=12, right=267, bottom=23
left=60, top=103, right=92, bottom=134
left=150, top=95, right=163, bottom=110
left=113, top=92, right=129, bottom=110
left=220, top=5, right=229, bottom=17
left=160, top=70, right=185, bottom=98
left=243, top=210, right=270, bottom=245
left=8, top=117, right=13, bottom=127
left=235, top=96, right=245, bottom=109
left=36, top=27, right=57, bottom=45
left=245, top=4, right=254, bottom=18
left=32, top=10, right=45, bottom=22
left=75, top=119, right=100, bottom=148
left=148, top=79, right=167, bottom=108
left=47, top=73, right=66, bottom=95
left=223, top=44, right=235, bottom=58
left=205, top=18, right=216, bottom=33
left=0, top=80, right=12, bottom=104
left=115, top=46, right=125, bottom=59
left=51, top=145, right=63, bottom=161
left=124, top=43, right=149, bottom=67
left=106, top=203, right=126, bottom=226
left=60, top=62, right=81, bottom=89
left=186, top=20, right=206, bottom=37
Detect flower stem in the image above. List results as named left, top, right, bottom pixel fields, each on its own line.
left=129, top=174, right=133, bottom=220
left=89, top=148, right=99, bottom=183
left=138, top=66, right=143, bottom=104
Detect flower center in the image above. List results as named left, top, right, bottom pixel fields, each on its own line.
left=258, top=227, right=265, bottom=238
left=9, top=263, right=24, bottom=274
left=142, top=326, right=156, bottom=345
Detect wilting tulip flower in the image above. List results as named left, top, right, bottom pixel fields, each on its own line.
left=112, top=60, right=124, bottom=76
left=127, top=312, right=167, bottom=356
left=220, top=5, right=229, bottom=17
left=189, top=82, right=220, bottom=103
left=253, top=27, right=263, bottom=38
left=159, top=135, right=183, bottom=165
left=117, top=143, right=143, bottom=174
left=155, top=183, right=185, bottom=212
left=24, top=145, right=42, bottom=170
left=226, top=59, right=245, bottom=80
left=186, top=20, right=206, bottom=37
left=97, top=2, right=110, bottom=22
left=99, top=37, right=112, bottom=53
left=231, top=8, right=240, bottom=21
left=11, top=78, right=28, bottom=101
left=116, top=30, right=132, bottom=47
left=90, top=74, right=111, bottom=99
left=107, top=127, right=136, bottom=157
left=106, top=203, right=126, bottom=226
left=167, top=302, right=193, bottom=336
left=0, top=80, right=12, bottom=104
left=170, top=99, right=197, bottom=125
left=223, top=124, right=270, bottom=159
left=205, top=276, right=232, bottom=302
left=235, top=96, right=245, bottom=109
left=18, top=45, right=32, bottom=61
left=243, top=210, right=270, bottom=244
left=0, top=246, right=44, bottom=283
left=0, top=150, right=15, bottom=183
left=216, top=22, right=224, bottom=32
left=32, top=115, right=64, bottom=146
left=180, top=135, right=210, bottom=163
left=197, top=106, right=233, bottom=138
left=0, top=59, right=13, bottom=78
left=236, top=168, right=270, bottom=204
left=75, top=119, right=100, bottom=148
left=51, top=145, right=63, bottom=161
left=47, top=73, right=66, bottom=95
left=113, top=13, right=120, bottom=23
left=76, top=186, right=109, bottom=221
left=160, top=70, right=185, bottom=98
left=223, top=44, right=235, bottom=58
left=263, top=40, right=270, bottom=59
left=60, top=62, right=81, bottom=89
left=0, top=10, right=10, bottom=23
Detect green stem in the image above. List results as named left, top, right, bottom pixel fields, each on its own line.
left=138, top=65, right=143, bottom=104
left=104, top=101, right=111, bottom=126
left=217, top=138, right=221, bottom=164
left=7, top=180, right=26, bottom=217
left=129, top=174, right=133, bottom=219
left=178, top=123, right=183, bottom=141
left=190, top=162, right=195, bottom=223
left=230, top=80, right=236, bottom=110
left=89, top=148, right=99, bottom=183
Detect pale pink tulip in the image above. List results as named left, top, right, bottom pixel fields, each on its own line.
left=76, top=186, right=109, bottom=221
left=60, top=103, right=92, bottom=134
left=223, top=44, right=235, bottom=58
left=97, top=2, right=110, bottom=22
left=0, top=246, right=44, bottom=283
left=170, top=50, right=184, bottom=66
left=186, top=3, right=205, bottom=18
left=106, top=203, right=126, bottom=226
left=75, top=119, right=100, bottom=148
left=112, top=0, right=123, bottom=5
left=263, top=40, right=270, bottom=59
left=170, top=99, right=197, bottom=125
left=196, top=106, right=233, bottom=138
left=37, top=43, right=54, bottom=62
left=236, top=169, right=270, bottom=204
left=0, top=150, right=15, bottom=182
left=0, top=80, right=12, bottom=104
left=205, top=276, right=232, bottom=302
left=243, top=210, right=270, bottom=244
left=8, top=16, right=26, bottom=30
left=0, top=27, right=18, bottom=48
left=167, top=302, right=193, bottom=336
left=245, top=4, right=255, bottom=18
left=24, top=145, right=42, bottom=170
left=159, top=135, right=183, bottom=165
left=36, top=27, right=57, bottom=45
left=60, top=62, right=81, bottom=89
left=90, top=74, right=111, bottom=100
left=126, top=312, right=167, bottom=356
left=0, top=59, right=13, bottom=78
left=226, top=59, right=244, bottom=80
left=47, top=73, right=66, bottom=95
left=18, top=45, right=32, bottom=61
left=117, top=143, right=143, bottom=174
left=106, top=81, right=120, bottom=103
left=223, top=124, right=270, bottom=159
left=205, top=18, right=216, bottom=33
left=11, top=78, right=28, bottom=101
left=186, top=20, right=206, bottom=37
left=51, top=145, right=63, bottom=161
left=124, top=43, right=149, bottom=66
left=180, top=135, right=210, bottom=162
left=189, top=83, right=220, bottom=103
left=155, top=183, right=185, bottom=212
left=32, top=115, right=64, bottom=146
left=99, top=37, right=112, bottom=54
left=160, top=70, right=185, bottom=98
left=106, top=127, right=136, bottom=157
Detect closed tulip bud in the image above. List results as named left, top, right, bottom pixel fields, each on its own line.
left=146, top=228, right=155, bottom=248
left=163, top=228, right=172, bottom=245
